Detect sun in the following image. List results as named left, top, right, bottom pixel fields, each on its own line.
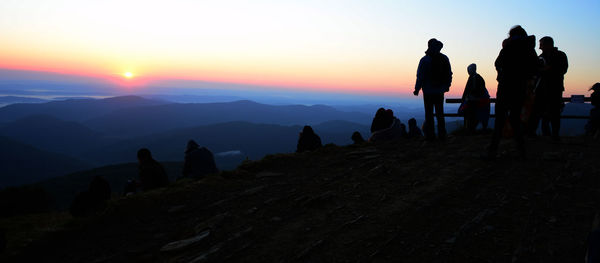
left=123, top=72, right=134, bottom=79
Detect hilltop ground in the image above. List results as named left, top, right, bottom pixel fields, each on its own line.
left=3, top=134, right=600, bottom=262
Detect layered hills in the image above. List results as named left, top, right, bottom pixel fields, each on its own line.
left=0, top=96, right=373, bottom=188
left=0, top=136, right=90, bottom=187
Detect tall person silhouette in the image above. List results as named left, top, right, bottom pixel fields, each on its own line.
left=488, top=25, right=538, bottom=159
left=414, top=38, right=452, bottom=140
left=528, top=36, right=568, bottom=140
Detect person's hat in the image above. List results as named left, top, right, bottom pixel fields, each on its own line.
left=590, top=83, right=600, bottom=91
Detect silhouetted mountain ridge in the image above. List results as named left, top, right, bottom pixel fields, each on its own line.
left=83, top=99, right=371, bottom=138
left=0, top=114, right=108, bottom=156
left=0, top=96, right=48, bottom=107
left=0, top=95, right=166, bottom=123
left=0, top=136, right=91, bottom=188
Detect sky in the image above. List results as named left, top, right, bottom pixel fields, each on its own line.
left=1, top=0, right=599, bottom=99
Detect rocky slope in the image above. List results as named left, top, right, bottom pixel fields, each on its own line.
left=5, top=134, right=600, bottom=262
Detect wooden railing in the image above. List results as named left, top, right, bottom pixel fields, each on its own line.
left=444, top=96, right=591, bottom=119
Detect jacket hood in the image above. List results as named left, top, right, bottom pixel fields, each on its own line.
left=186, top=140, right=200, bottom=153
left=505, top=35, right=536, bottom=49
left=425, top=38, right=443, bottom=55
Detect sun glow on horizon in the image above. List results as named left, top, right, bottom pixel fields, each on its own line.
left=0, top=1, right=598, bottom=96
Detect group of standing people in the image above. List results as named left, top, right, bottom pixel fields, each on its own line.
left=413, top=25, right=574, bottom=158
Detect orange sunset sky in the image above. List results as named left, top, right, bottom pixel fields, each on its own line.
left=1, top=0, right=599, bottom=98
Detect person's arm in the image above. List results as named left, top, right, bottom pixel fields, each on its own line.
left=445, top=55, right=452, bottom=91
left=494, top=49, right=505, bottom=80
left=414, top=58, right=425, bottom=95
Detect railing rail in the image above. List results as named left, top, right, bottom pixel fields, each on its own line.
left=444, top=96, right=591, bottom=119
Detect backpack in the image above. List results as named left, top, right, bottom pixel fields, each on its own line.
left=430, top=54, right=451, bottom=86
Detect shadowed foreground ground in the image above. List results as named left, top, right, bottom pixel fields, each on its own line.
left=5, top=134, right=600, bottom=262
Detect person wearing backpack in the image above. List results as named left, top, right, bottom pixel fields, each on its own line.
left=413, top=38, right=453, bottom=140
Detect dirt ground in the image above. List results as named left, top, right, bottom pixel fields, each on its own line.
left=5, top=134, right=600, bottom=262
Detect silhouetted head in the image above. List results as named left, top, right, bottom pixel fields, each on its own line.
left=539, top=36, right=554, bottom=53
left=591, top=83, right=600, bottom=92
left=467, top=63, right=477, bottom=76
left=408, top=118, right=417, bottom=127
left=375, top=107, right=386, bottom=116
left=351, top=131, right=365, bottom=144
left=426, top=38, right=443, bottom=54
left=385, top=109, right=394, bottom=118
left=509, top=25, right=527, bottom=38
left=302, top=125, right=315, bottom=135
left=186, top=140, right=199, bottom=152
left=137, top=148, right=153, bottom=162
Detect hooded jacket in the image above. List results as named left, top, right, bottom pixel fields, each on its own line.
left=415, top=43, right=453, bottom=95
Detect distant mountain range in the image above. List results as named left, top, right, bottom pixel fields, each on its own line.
left=0, top=96, right=373, bottom=188
left=82, top=120, right=369, bottom=166
left=0, top=95, right=592, bottom=188
left=0, top=96, right=48, bottom=108
left=0, top=114, right=109, bottom=156
left=0, top=136, right=90, bottom=188
left=83, top=99, right=372, bottom=138
left=0, top=95, right=166, bottom=123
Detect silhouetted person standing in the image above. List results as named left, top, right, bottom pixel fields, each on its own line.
left=182, top=140, right=219, bottom=179
left=586, top=83, right=600, bottom=136
left=529, top=36, right=568, bottom=140
left=414, top=38, right=452, bottom=140
left=592, top=83, right=600, bottom=108
left=137, top=148, right=169, bottom=191
left=488, top=25, right=538, bottom=158
left=297, top=126, right=322, bottom=152
left=462, top=63, right=490, bottom=132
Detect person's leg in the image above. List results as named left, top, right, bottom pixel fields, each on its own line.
left=423, top=94, right=435, bottom=139
left=466, top=103, right=477, bottom=132
left=550, top=92, right=563, bottom=139
left=489, top=101, right=507, bottom=155
left=528, top=95, right=543, bottom=136
left=510, top=97, right=526, bottom=156
left=481, top=105, right=490, bottom=130
left=433, top=94, right=446, bottom=138
left=541, top=116, right=551, bottom=136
